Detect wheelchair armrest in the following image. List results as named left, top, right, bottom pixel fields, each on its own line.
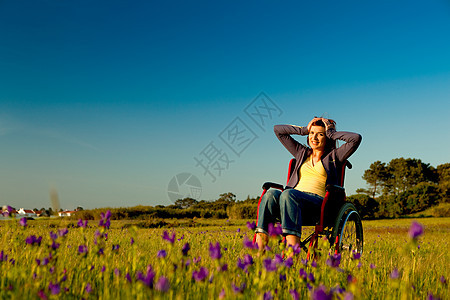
left=262, top=182, right=285, bottom=191
left=326, top=184, right=345, bottom=193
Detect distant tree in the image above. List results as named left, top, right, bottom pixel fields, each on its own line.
left=361, top=161, right=389, bottom=198
left=385, top=158, right=436, bottom=196
left=404, top=182, right=439, bottom=213
left=218, top=192, right=236, bottom=203
left=174, top=198, right=198, bottom=209
left=437, top=163, right=450, bottom=203
left=76, top=206, right=84, bottom=211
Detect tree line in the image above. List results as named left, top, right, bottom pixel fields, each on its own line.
left=68, top=157, right=449, bottom=222
left=348, top=158, right=449, bottom=218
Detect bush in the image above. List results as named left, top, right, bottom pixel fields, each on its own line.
left=432, top=203, right=450, bottom=217
left=346, top=194, right=379, bottom=219
left=227, top=203, right=257, bottom=219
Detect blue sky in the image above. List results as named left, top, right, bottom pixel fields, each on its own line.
left=1, top=0, right=449, bottom=210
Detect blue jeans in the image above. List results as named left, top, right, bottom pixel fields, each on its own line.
left=256, top=188, right=323, bottom=238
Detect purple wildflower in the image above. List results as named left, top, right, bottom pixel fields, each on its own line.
left=427, top=293, right=439, bottom=300
left=243, top=235, right=258, bottom=250
left=232, top=283, right=246, bottom=294
left=126, top=273, right=132, bottom=283
left=209, top=242, right=222, bottom=260
left=237, top=258, right=247, bottom=271
left=280, top=273, right=287, bottom=281
left=219, top=289, right=226, bottom=299
left=19, top=217, right=27, bottom=227
left=101, top=265, right=106, bottom=272
left=263, top=258, right=277, bottom=272
left=26, top=235, right=42, bottom=246
left=246, top=221, right=256, bottom=230
left=193, top=257, right=201, bottom=264
left=77, top=219, right=88, bottom=228
left=114, top=268, right=120, bottom=276
left=130, top=237, right=135, bottom=245
left=58, top=228, right=68, bottom=237
left=331, top=285, right=345, bottom=294
left=162, top=231, right=175, bottom=244
left=136, top=265, right=155, bottom=288
left=311, top=260, right=317, bottom=268
left=408, top=221, right=424, bottom=240
left=85, top=283, right=92, bottom=293
left=49, top=231, right=58, bottom=240
left=390, top=268, right=400, bottom=279
left=344, top=292, right=354, bottom=300
left=263, top=291, right=273, bottom=300
left=308, top=272, right=315, bottom=283
left=326, top=253, right=341, bottom=268
left=219, top=263, right=228, bottom=272
left=299, top=268, right=307, bottom=280
left=289, top=289, right=300, bottom=300
left=157, top=250, right=167, bottom=258
left=112, top=244, right=120, bottom=251
left=244, top=254, right=254, bottom=266
left=440, top=275, right=447, bottom=285
left=288, top=243, right=302, bottom=255
left=370, top=264, right=376, bottom=269
left=78, top=245, right=88, bottom=254
left=268, top=223, right=283, bottom=237
left=274, top=254, right=283, bottom=265
left=311, top=285, right=332, bottom=300
left=192, top=267, right=209, bottom=282
left=284, top=257, right=294, bottom=268
left=352, top=251, right=361, bottom=260
left=237, top=254, right=254, bottom=272
left=182, top=243, right=190, bottom=256
left=155, top=276, right=170, bottom=292
left=48, top=281, right=60, bottom=295
left=99, top=210, right=111, bottom=229
left=50, top=241, right=60, bottom=250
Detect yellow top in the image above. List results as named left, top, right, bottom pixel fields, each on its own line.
left=294, top=156, right=327, bottom=198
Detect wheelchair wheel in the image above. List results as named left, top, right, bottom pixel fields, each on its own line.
left=331, top=203, right=363, bottom=254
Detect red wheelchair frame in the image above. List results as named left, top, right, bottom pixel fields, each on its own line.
left=253, top=158, right=363, bottom=259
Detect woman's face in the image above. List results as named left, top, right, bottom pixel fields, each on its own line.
left=309, top=125, right=326, bottom=151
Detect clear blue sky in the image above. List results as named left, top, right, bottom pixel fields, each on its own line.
left=1, top=0, right=449, bottom=210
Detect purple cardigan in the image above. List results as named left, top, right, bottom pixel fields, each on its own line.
left=274, top=124, right=362, bottom=189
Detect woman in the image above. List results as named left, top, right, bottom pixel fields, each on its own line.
left=255, top=117, right=362, bottom=251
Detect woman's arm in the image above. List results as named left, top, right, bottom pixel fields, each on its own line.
left=273, top=124, right=309, bottom=157
left=322, top=118, right=362, bottom=162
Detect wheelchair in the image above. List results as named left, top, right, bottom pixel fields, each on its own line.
left=254, top=158, right=363, bottom=259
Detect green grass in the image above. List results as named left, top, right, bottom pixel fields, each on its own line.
left=1, top=216, right=448, bottom=299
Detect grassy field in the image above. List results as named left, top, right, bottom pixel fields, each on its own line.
left=0, top=215, right=448, bottom=299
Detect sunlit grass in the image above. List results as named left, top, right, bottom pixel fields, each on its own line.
left=0, top=216, right=448, bottom=299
